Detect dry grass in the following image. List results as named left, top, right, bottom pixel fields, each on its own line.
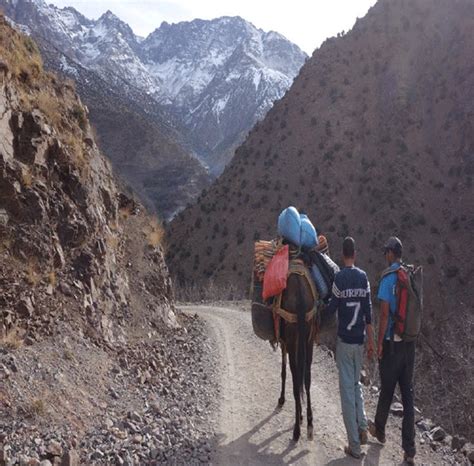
left=119, top=205, right=133, bottom=221
left=21, top=167, right=33, bottom=188
left=0, top=14, right=91, bottom=168
left=106, top=232, right=120, bottom=250
left=0, top=327, right=23, bottom=350
left=48, top=270, right=57, bottom=287
left=143, top=218, right=164, bottom=248
left=0, top=237, right=11, bottom=254
left=29, top=398, right=46, bottom=417
left=35, top=89, right=62, bottom=128
left=25, top=260, right=41, bottom=286
left=0, top=21, right=43, bottom=81
left=0, top=388, right=11, bottom=408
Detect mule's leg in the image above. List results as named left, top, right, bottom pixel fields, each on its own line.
left=289, top=347, right=301, bottom=442
left=306, top=338, right=314, bottom=440
left=278, top=346, right=287, bottom=408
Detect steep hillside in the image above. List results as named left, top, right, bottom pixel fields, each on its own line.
left=167, top=0, right=474, bottom=439
left=0, top=17, right=217, bottom=461
left=33, top=35, right=211, bottom=220
left=1, top=0, right=307, bottom=176
left=0, top=15, right=175, bottom=342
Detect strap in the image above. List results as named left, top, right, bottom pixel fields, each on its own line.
left=272, top=259, right=319, bottom=324
left=273, top=305, right=316, bottom=324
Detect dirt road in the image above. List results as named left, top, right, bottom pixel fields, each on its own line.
left=181, top=304, right=454, bottom=466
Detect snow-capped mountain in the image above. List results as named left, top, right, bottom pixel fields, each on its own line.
left=141, top=17, right=307, bottom=171
left=2, top=0, right=307, bottom=175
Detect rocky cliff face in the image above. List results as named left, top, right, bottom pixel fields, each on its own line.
left=1, top=0, right=307, bottom=177
left=0, top=16, right=176, bottom=349
left=167, top=0, right=474, bottom=439
left=0, top=20, right=225, bottom=462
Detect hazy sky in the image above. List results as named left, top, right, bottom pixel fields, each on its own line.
left=49, top=0, right=378, bottom=54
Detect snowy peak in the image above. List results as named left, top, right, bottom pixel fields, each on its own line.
left=141, top=15, right=306, bottom=106
left=96, top=9, right=136, bottom=44
left=2, top=0, right=307, bottom=175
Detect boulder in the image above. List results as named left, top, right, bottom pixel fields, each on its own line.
left=430, top=426, right=447, bottom=442
left=16, top=296, right=35, bottom=318
left=46, top=440, right=63, bottom=457
left=452, top=435, right=467, bottom=451
left=61, top=449, right=79, bottom=466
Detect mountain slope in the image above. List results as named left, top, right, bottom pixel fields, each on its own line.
left=0, top=14, right=176, bottom=346
left=37, top=42, right=211, bottom=219
left=0, top=19, right=227, bottom=462
left=2, top=25, right=210, bottom=220
left=1, top=0, right=307, bottom=176
left=166, top=0, right=474, bottom=439
left=141, top=17, right=307, bottom=171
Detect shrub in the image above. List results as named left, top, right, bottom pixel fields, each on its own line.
left=71, top=104, right=87, bottom=131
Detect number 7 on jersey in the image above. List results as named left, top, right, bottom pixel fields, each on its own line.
left=346, top=302, right=361, bottom=330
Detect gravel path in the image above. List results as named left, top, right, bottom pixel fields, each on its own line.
left=183, top=304, right=463, bottom=466
left=1, top=304, right=467, bottom=465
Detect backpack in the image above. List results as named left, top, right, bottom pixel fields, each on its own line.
left=309, top=251, right=340, bottom=302
left=381, top=263, right=423, bottom=342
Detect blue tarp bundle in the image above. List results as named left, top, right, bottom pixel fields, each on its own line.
left=277, top=206, right=318, bottom=249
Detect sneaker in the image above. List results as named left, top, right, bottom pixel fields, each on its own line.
left=368, top=420, right=386, bottom=444
left=404, top=453, right=415, bottom=465
left=344, top=445, right=364, bottom=459
left=359, top=429, right=368, bottom=445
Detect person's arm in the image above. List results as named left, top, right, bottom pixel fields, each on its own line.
left=376, top=274, right=393, bottom=359
left=326, top=278, right=341, bottom=314
left=377, top=301, right=390, bottom=359
left=366, top=323, right=374, bottom=359
left=364, top=278, right=375, bottom=359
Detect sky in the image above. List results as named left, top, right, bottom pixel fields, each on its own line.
left=48, top=0, right=378, bottom=55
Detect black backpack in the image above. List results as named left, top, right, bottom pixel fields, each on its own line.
left=308, top=250, right=340, bottom=301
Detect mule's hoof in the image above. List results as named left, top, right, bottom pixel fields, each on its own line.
left=300, top=415, right=303, bottom=426
left=307, top=426, right=314, bottom=441
left=293, top=427, right=301, bottom=442
left=277, top=398, right=285, bottom=408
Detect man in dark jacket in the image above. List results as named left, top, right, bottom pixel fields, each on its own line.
left=368, top=236, right=416, bottom=465
left=327, top=237, right=374, bottom=459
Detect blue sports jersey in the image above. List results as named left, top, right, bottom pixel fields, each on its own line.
left=377, top=262, right=401, bottom=340
left=327, top=266, right=372, bottom=344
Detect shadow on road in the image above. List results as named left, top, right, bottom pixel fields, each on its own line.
left=325, top=442, right=383, bottom=466
left=213, top=408, right=312, bottom=465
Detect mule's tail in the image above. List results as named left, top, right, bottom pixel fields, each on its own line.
left=296, top=278, right=307, bottom=403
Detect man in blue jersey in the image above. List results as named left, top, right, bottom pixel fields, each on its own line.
left=327, top=237, right=374, bottom=459
left=368, top=236, right=416, bottom=465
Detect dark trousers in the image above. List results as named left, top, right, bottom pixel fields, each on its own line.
left=375, top=340, right=416, bottom=457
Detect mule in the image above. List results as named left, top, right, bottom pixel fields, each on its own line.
left=277, top=272, right=317, bottom=442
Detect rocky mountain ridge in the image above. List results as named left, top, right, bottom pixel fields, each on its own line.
left=167, top=0, right=474, bottom=441
left=1, top=0, right=307, bottom=176
left=0, top=17, right=224, bottom=463
left=36, top=38, right=212, bottom=220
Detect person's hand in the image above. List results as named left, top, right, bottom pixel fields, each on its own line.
left=367, top=342, right=375, bottom=360
left=378, top=342, right=384, bottom=360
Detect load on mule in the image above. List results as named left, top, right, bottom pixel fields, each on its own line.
left=250, top=206, right=339, bottom=442
left=251, top=207, right=338, bottom=344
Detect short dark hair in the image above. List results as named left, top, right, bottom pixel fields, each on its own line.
left=342, top=236, right=355, bottom=258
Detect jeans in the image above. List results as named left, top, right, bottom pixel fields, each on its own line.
left=336, top=338, right=367, bottom=455
left=375, top=340, right=416, bottom=457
